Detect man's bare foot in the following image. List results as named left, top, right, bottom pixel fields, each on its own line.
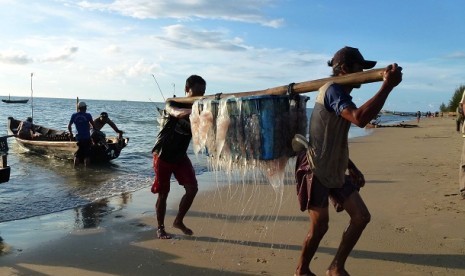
left=173, top=221, right=193, bottom=235
left=157, top=227, right=172, bottom=239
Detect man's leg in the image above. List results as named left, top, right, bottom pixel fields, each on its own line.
left=156, top=192, right=171, bottom=239
left=327, top=191, right=370, bottom=276
left=74, top=145, right=82, bottom=168
left=172, top=156, right=198, bottom=235
left=173, top=185, right=198, bottom=235
left=84, top=157, right=90, bottom=167
left=460, top=140, right=465, bottom=199
left=152, top=154, right=173, bottom=239
left=81, top=140, right=92, bottom=168
left=295, top=206, right=329, bottom=276
left=83, top=145, right=91, bottom=167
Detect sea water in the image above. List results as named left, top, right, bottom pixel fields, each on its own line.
left=0, top=97, right=414, bottom=224
left=0, top=97, right=172, bottom=223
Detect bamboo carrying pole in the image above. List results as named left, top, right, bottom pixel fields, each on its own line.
left=166, top=68, right=385, bottom=105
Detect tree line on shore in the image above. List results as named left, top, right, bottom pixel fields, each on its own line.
left=441, top=84, right=465, bottom=113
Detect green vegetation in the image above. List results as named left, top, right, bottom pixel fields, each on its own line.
left=439, top=103, right=447, bottom=112
left=444, top=84, right=465, bottom=112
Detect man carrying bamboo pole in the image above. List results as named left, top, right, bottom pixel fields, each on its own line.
left=151, top=75, right=206, bottom=239
left=458, top=89, right=465, bottom=199
left=294, top=46, right=402, bottom=276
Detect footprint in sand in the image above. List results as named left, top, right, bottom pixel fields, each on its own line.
left=395, top=226, right=410, bottom=233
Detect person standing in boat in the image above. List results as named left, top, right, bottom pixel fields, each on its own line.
left=91, top=112, right=124, bottom=146
left=151, top=75, right=206, bottom=239
left=68, top=101, right=97, bottom=167
left=293, top=46, right=402, bottom=276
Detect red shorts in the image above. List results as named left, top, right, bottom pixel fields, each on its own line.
left=151, top=153, right=197, bottom=194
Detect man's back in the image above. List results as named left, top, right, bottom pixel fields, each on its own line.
left=71, top=112, right=92, bottom=140
left=18, top=121, right=33, bottom=139
left=308, top=82, right=352, bottom=188
left=152, top=103, right=192, bottom=163
left=93, top=117, right=108, bottom=131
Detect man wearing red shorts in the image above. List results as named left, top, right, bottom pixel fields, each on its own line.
left=151, top=75, right=206, bottom=239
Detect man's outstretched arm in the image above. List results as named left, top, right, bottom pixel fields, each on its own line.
left=341, top=64, right=403, bottom=127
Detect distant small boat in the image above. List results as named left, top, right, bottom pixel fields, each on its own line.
left=2, top=95, right=29, bottom=104
left=2, top=99, right=29, bottom=104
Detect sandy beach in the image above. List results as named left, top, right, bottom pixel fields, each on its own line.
left=1, top=116, right=465, bottom=276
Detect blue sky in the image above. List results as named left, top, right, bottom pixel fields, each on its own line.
left=0, top=0, right=464, bottom=112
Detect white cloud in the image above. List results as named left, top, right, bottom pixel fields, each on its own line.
left=104, top=45, right=122, bottom=54
left=77, top=0, right=284, bottom=27
left=100, top=59, right=159, bottom=78
left=0, top=50, right=33, bottom=64
left=41, top=46, right=79, bottom=63
left=157, top=24, right=247, bottom=51
left=445, top=51, right=465, bottom=59
left=127, top=59, right=158, bottom=77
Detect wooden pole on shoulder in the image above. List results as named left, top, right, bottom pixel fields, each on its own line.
left=167, top=68, right=385, bottom=105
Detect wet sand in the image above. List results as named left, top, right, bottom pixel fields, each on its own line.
left=1, top=116, right=464, bottom=275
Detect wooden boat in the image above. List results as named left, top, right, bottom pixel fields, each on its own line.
left=2, top=99, right=29, bottom=104
left=0, top=154, right=10, bottom=183
left=7, top=117, right=129, bottom=162
left=2, top=95, right=29, bottom=104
